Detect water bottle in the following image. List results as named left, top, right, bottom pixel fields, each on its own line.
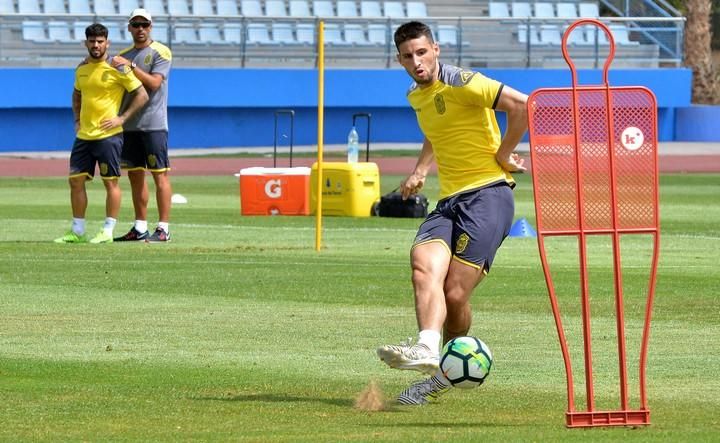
left=347, top=126, right=359, bottom=163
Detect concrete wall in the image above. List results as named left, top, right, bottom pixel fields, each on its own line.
left=0, top=67, right=693, bottom=152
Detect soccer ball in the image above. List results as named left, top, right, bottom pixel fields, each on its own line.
left=440, top=336, right=493, bottom=389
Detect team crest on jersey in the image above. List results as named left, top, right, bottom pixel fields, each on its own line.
left=147, top=154, right=157, bottom=168
left=99, top=162, right=108, bottom=176
left=434, top=94, right=446, bottom=115
left=460, top=70, right=474, bottom=84
left=455, top=233, right=470, bottom=254
left=144, top=54, right=152, bottom=65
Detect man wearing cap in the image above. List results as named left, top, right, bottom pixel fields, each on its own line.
left=111, top=8, right=174, bottom=243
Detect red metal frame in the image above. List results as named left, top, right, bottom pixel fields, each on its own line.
left=527, top=19, right=660, bottom=428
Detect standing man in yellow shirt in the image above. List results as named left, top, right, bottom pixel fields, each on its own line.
left=376, top=21, right=528, bottom=405
left=54, top=23, right=148, bottom=244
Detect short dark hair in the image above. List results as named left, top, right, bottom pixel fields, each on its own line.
left=393, top=21, right=434, bottom=50
left=85, top=23, right=108, bottom=39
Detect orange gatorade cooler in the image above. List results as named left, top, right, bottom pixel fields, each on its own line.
left=238, top=167, right=311, bottom=215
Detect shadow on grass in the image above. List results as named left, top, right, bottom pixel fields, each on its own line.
left=192, top=392, right=405, bottom=412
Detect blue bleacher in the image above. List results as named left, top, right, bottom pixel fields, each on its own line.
left=336, top=0, right=358, bottom=16
left=534, top=2, right=554, bottom=18
left=488, top=2, right=509, bottom=18
left=199, top=23, right=225, bottom=43
left=241, top=0, right=263, bottom=15
left=217, top=0, right=239, bottom=15
left=312, top=0, right=334, bottom=16
left=168, top=0, right=191, bottom=15
left=556, top=2, right=577, bottom=18
left=144, top=0, right=167, bottom=15
left=324, top=23, right=348, bottom=44
left=48, top=21, right=73, bottom=42
left=272, top=22, right=297, bottom=43
left=0, top=0, right=14, bottom=13
left=94, top=1, right=117, bottom=15
left=22, top=20, right=46, bottom=42
left=510, top=2, right=531, bottom=18
left=193, top=0, right=214, bottom=15
left=289, top=0, right=311, bottom=16
left=18, top=0, right=41, bottom=14
left=247, top=23, right=273, bottom=44
left=223, top=23, right=243, bottom=44
left=406, top=1, right=426, bottom=17
left=296, top=23, right=315, bottom=44
left=344, top=23, right=368, bottom=44
left=578, top=2, right=599, bottom=18
left=73, top=21, right=91, bottom=41
left=119, top=0, right=141, bottom=15
left=383, top=1, right=404, bottom=17
left=266, top=0, right=288, bottom=16
left=68, top=0, right=91, bottom=14
left=360, top=1, right=382, bottom=17
left=44, top=0, right=67, bottom=14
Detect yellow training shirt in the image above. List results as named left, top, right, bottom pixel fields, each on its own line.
left=407, top=64, right=514, bottom=199
left=74, top=60, right=142, bottom=140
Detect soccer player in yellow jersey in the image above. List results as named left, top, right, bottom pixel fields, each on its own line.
left=54, top=23, right=148, bottom=244
left=376, top=21, right=529, bottom=405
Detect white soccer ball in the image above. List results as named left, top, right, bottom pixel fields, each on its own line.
left=440, top=336, right=493, bottom=389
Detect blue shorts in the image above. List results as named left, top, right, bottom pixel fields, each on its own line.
left=69, top=134, right=123, bottom=180
left=120, top=130, right=170, bottom=172
left=412, top=182, right=515, bottom=271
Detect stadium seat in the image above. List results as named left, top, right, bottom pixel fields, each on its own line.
left=367, top=23, right=387, bottom=44
left=383, top=1, right=404, bottom=17
left=94, top=2, right=117, bottom=14
left=360, top=1, right=382, bottom=17
left=44, top=0, right=67, bottom=14
left=265, top=0, right=288, bottom=16
left=539, top=24, right=561, bottom=44
left=436, top=24, right=459, bottom=46
left=48, top=21, right=74, bottom=42
left=73, top=21, right=91, bottom=41
left=296, top=23, right=315, bottom=43
left=18, top=0, right=40, bottom=13
left=336, top=0, right=358, bottom=16
left=144, top=0, right=167, bottom=14
left=106, top=22, right=130, bottom=44
left=517, top=23, right=540, bottom=45
left=566, top=24, right=590, bottom=45
left=223, top=23, right=243, bottom=43
left=610, top=24, right=638, bottom=45
left=272, top=22, right=297, bottom=43
left=175, top=26, right=200, bottom=43
left=405, top=1, right=426, bottom=17
left=118, top=0, right=141, bottom=15
left=168, top=0, right=191, bottom=15
left=578, top=2, right=599, bottom=17
left=217, top=0, right=239, bottom=15
left=193, top=0, right=214, bottom=15
left=22, top=20, right=46, bottom=42
left=0, top=0, right=15, bottom=13
left=152, top=22, right=170, bottom=42
left=198, top=23, right=225, bottom=42
left=247, top=23, right=274, bottom=44
left=324, top=23, right=347, bottom=44
left=510, top=2, right=530, bottom=17
left=241, top=0, right=263, bottom=16
left=488, top=2, right=509, bottom=18
left=68, top=0, right=91, bottom=14
left=289, top=0, right=311, bottom=16
left=556, top=2, right=577, bottom=18
left=344, top=23, right=368, bottom=44
left=312, top=0, right=334, bottom=16
left=533, top=2, right=554, bottom=18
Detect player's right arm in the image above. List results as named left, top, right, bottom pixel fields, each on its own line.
left=72, top=89, right=81, bottom=134
left=401, top=137, right=434, bottom=200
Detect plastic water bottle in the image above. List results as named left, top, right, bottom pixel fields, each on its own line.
left=347, top=126, right=359, bottom=163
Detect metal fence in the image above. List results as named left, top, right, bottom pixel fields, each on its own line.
left=0, top=13, right=685, bottom=68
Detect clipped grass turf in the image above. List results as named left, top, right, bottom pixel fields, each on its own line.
left=0, top=173, right=718, bottom=441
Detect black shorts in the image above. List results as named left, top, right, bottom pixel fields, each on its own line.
left=69, top=134, right=123, bottom=180
left=120, top=130, right=170, bottom=172
left=412, top=182, right=515, bottom=271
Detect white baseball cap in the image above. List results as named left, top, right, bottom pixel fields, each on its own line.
left=129, top=8, right=152, bottom=22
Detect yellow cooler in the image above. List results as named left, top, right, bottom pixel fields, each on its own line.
left=310, top=162, right=380, bottom=217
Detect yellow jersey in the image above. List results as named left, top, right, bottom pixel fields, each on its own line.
left=407, top=64, right=514, bottom=199
left=74, top=59, right=142, bottom=140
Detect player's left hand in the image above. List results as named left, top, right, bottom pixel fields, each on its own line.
left=497, top=153, right=527, bottom=173
left=99, top=116, right=124, bottom=131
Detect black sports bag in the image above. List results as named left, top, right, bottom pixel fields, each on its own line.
left=374, top=189, right=429, bottom=218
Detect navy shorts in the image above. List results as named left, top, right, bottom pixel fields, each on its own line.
left=120, top=130, right=170, bottom=172
left=69, top=134, right=123, bottom=180
left=412, top=182, right=515, bottom=271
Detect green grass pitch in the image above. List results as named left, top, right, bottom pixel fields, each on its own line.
left=0, top=173, right=718, bottom=441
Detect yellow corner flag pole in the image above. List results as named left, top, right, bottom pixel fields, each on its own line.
left=315, top=20, right=325, bottom=252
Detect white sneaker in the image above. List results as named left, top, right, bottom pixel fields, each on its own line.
left=376, top=338, right=439, bottom=375
left=397, top=376, right=450, bottom=405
